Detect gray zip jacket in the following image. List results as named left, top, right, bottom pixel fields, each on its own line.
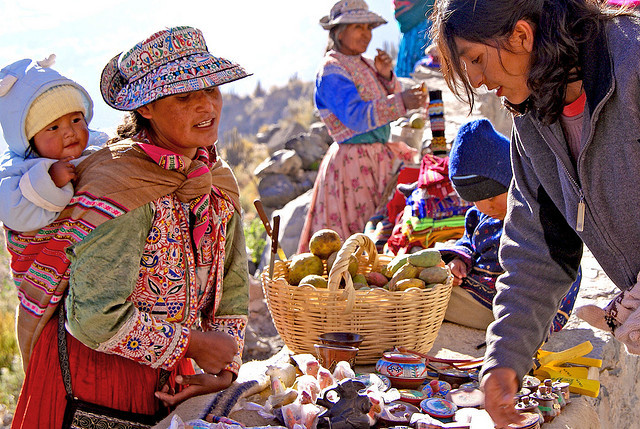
left=482, top=15, right=640, bottom=382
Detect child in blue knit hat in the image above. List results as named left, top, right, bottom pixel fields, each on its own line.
left=440, top=119, right=580, bottom=331
left=0, top=55, right=107, bottom=232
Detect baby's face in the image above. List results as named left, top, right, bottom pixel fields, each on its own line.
left=32, top=111, right=89, bottom=159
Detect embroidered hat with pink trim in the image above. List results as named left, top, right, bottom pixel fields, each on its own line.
left=100, top=26, right=251, bottom=111
left=320, top=0, right=387, bottom=30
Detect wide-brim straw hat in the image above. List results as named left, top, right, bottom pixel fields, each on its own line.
left=101, top=26, right=251, bottom=111
left=320, top=0, right=387, bottom=30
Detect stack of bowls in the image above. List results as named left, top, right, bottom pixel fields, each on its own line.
left=315, top=332, right=363, bottom=371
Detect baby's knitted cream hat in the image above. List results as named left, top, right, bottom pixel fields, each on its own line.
left=25, top=84, right=88, bottom=140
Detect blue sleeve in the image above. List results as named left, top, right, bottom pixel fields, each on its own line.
left=439, top=207, right=480, bottom=267
left=0, top=156, right=72, bottom=232
left=315, top=72, right=404, bottom=133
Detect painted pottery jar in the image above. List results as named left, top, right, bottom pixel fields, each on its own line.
left=553, top=380, right=571, bottom=404
left=532, top=386, right=557, bottom=423
left=515, top=395, right=544, bottom=424
left=543, top=379, right=564, bottom=412
left=376, top=351, right=427, bottom=379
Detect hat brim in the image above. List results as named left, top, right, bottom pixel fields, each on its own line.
left=101, top=52, right=251, bottom=111
left=320, top=11, right=387, bottom=30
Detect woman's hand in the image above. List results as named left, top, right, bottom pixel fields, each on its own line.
left=480, top=367, right=524, bottom=428
left=447, top=258, right=468, bottom=287
left=155, top=370, right=234, bottom=407
left=374, top=49, right=394, bottom=80
left=185, top=329, right=237, bottom=375
left=400, top=84, right=428, bottom=110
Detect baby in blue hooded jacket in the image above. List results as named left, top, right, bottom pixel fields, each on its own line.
left=0, top=55, right=107, bottom=232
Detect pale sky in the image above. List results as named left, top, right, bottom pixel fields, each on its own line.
left=0, top=0, right=401, bottom=150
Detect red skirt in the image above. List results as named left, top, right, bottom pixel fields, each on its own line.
left=12, top=316, right=194, bottom=429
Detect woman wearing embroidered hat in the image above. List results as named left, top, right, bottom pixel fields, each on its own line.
left=11, top=26, right=251, bottom=427
left=298, top=0, right=428, bottom=253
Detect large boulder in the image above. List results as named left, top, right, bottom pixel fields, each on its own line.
left=309, top=121, right=333, bottom=146
left=253, top=149, right=303, bottom=178
left=265, top=122, right=307, bottom=154
left=284, top=133, right=329, bottom=170
left=257, top=174, right=298, bottom=209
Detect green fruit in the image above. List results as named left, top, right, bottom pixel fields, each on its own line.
left=387, top=263, right=421, bottom=291
left=299, top=274, right=328, bottom=289
left=309, top=229, right=343, bottom=260
left=409, top=113, right=426, bottom=129
left=387, top=254, right=411, bottom=275
left=407, top=249, right=443, bottom=268
left=352, top=273, right=367, bottom=285
left=396, top=278, right=426, bottom=291
left=418, top=266, right=449, bottom=284
left=288, top=253, right=324, bottom=285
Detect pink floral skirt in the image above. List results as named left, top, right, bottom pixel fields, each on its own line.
left=298, top=141, right=415, bottom=253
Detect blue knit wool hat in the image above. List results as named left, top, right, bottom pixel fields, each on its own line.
left=448, top=119, right=512, bottom=202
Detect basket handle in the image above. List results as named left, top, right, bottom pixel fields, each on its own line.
left=327, top=233, right=378, bottom=313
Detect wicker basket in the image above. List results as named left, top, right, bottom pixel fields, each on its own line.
left=261, top=233, right=453, bottom=364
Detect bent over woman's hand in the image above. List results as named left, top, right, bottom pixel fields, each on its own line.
left=185, top=329, right=238, bottom=375
left=481, top=367, right=524, bottom=428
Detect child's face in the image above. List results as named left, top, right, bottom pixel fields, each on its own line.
left=474, top=192, right=508, bottom=220
left=32, top=111, right=89, bottom=160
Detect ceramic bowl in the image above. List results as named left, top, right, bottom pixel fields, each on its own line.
left=422, top=379, right=452, bottom=398
left=446, top=387, right=485, bottom=408
left=438, top=369, right=471, bottom=388
left=387, top=375, right=428, bottom=390
left=353, top=373, right=391, bottom=392
left=508, top=412, right=541, bottom=429
left=318, top=332, right=364, bottom=348
left=419, top=397, right=458, bottom=421
left=378, top=401, right=422, bottom=425
left=398, top=389, right=428, bottom=405
left=314, top=344, right=358, bottom=372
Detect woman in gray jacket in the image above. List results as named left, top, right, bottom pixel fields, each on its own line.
left=431, top=0, right=640, bottom=425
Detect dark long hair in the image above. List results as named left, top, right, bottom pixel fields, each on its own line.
left=431, top=0, right=624, bottom=124
left=107, top=111, right=151, bottom=144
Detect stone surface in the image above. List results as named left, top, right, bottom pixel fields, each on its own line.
left=253, top=149, right=303, bottom=178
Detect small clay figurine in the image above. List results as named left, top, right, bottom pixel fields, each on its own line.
left=317, top=379, right=372, bottom=429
